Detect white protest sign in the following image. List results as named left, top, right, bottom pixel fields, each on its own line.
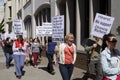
left=90, top=13, right=114, bottom=38
left=42, top=23, right=52, bottom=36
left=1, top=33, right=5, bottom=40
left=1, top=33, right=9, bottom=40
left=52, top=15, right=64, bottom=42
left=9, top=32, right=16, bottom=40
left=13, top=20, right=23, bottom=35
left=4, top=33, right=9, bottom=39
left=23, top=30, right=27, bottom=38
left=36, top=26, right=43, bottom=36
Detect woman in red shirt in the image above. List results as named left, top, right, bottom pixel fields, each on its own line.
left=58, top=33, right=77, bottom=80
left=12, top=35, right=26, bottom=79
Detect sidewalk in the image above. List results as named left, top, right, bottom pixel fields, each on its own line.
left=0, top=47, right=90, bottom=80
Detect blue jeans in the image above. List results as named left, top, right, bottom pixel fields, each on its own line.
left=14, top=54, right=25, bottom=76
left=59, top=63, right=74, bottom=80
left=5, top=53, right=13, bottom=68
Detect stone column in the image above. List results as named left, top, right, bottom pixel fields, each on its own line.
left=51, top=0, right=59, bottom=17
left=38, top=15, right=40, bottom=26
left=31, top=0, right=36, bottom=38
left=76, top=0, right=84, bottom=50
left=89, top=0, right=94, bottom=34
left=21, top=0, right=25, bottom=31
left=66, top=1, right=70, bottom=34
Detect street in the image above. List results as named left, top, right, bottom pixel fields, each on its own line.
left=0, top=47, right=91, bottom=80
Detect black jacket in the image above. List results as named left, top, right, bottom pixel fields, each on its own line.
left=4, top=42, right=13, bottom=54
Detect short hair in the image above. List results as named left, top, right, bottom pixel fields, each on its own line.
left=65, top=33, right=74, bottom=41
left=48, top=37, right=52, bottom=42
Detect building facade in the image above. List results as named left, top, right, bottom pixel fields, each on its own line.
left=4, top=0, right=120, bottom=50
left=0, top=5, right=4, bottom=22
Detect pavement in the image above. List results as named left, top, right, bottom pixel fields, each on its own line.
left=0, top=47, right=92, bottom=80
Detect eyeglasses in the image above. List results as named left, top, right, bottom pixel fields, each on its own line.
left=109, top=39, right=117, bottom=43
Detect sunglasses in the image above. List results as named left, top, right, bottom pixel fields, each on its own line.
left=109, top=39, right=117, bottom=43
left=68, top=40, right=73, bottom=43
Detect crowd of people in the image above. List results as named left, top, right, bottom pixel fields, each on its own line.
left=0, top=33, right=77, bottom=80
left=0, top=35, right=42, bottom=79
left=0, top=33, right=120, bottom=80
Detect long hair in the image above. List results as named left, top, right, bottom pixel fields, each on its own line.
left=17, top=35, right=23, bottom=43
left=102, top=33, right=116, bottom=51
left=15, top=35, right=24, bottom=47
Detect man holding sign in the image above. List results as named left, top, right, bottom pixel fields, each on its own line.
left=82, top=13, right=114, bottom=80
left=83, top=36, right=103, bottom=80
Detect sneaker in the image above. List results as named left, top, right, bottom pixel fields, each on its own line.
left=6, top=66, right=9, bottom=69
left=16, top=75, right=21, bottom=79
left=34, top=65, right=37, bottom=68
left=51, top=71, right=55, bottom=75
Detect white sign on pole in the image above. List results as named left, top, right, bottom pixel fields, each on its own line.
left=1, top=33, right=5, bottom=40
left=13, top=20, right=23, bottom=35
left=2, top=33, right=9, bottom=40
left=9, top=32, right=16, bottom=40
left=52, top=15, right=64, bottom=42
left=23, top=30, right=27, bottom=38
left=90, top=13, right=114, bottom=38
left=36, top=26, right=43, bottom=36
left=36, top=23, right=52, bottom=37
left=42, top=23, right=52, bottom=36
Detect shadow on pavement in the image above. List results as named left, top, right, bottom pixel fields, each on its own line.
left=38, top=66, right=55, bottom=75
left=38, top=66, right=48, bottom=72
left=80, top=72, right=95, bottom=80
left=72, top=78, right=83, bottom=80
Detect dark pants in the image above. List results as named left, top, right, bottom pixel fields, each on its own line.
left=88, top=60, right=103, bottom=80
left=59, top=63, right=74, bottom=80
left=5, top=53, right=13, bottom=68
left=46, top=53, right=54, bottom=73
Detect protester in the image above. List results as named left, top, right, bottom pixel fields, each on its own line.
left=54, top=42, right=60, bottom=65
left=31, top=38, right=41, bottom=68
left=58, top=33, right=77, bottom=80
left=1, top=39, right=5, bottom=53
left=101, top=33, right=120, bottom=80
left=12, top=35, right=26, bottom=79
left=46, top=37, right=57, bottom=75
left=37, top=37, right=42, bottom=62
left=28, top=38, right=33, bottom=66
left=82, top=36, right=103, bottom=80
left=24, top=38, right=30, bottom=66
left=4, top=37, right=13, bottom=69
